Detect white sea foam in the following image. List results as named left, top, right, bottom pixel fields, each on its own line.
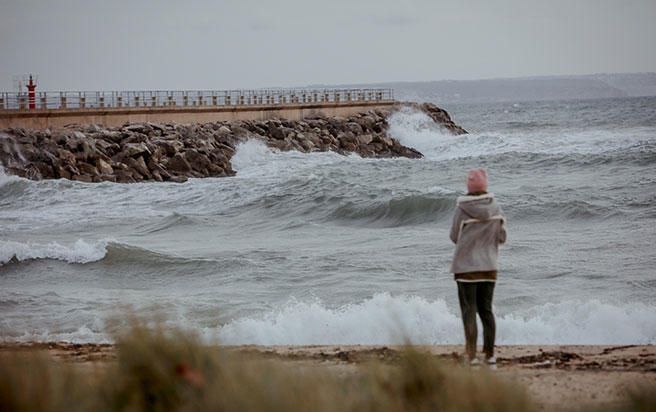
left=388, top=106, right=654, bottom=161
left=9, top=323, right=111, bottom=344
left=0, top=239, right=110, bottom=265
left=216, top=293, right=656, bottom=345
left=4, top=294, right=655, bottom=344
left=0, top=131, right=26, bottom=163
left=230, top=139, right=277, bottom=174
left=231, top=139, right=352, bottom=179
left=0, top=165, right=22, bottom=187
left=388, top=108, right=459, bottom=160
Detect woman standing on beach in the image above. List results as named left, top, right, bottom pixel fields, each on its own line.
left=450, top=169, right=506, bottom=365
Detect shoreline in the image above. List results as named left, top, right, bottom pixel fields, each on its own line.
left=2, top=342, right=654, bottom=410
left=4, top=342, right=654, bottom=371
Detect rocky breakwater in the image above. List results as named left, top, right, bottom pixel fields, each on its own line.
left=0, top=103, right=466, bottom=183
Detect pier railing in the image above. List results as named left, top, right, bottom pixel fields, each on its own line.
left=0, top=88, right=394, bottom=111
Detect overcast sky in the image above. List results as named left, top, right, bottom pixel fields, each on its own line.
left=1, top=0, right=655, bottom=91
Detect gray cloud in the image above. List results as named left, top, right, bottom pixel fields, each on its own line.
left=0, top=0, right=654, bottom=91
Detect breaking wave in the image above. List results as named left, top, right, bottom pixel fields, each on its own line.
left=217, top=293, right=656, bottom=345
left=0, top=239, right=219, bottom=268
left=6, top=294, right=655, bottom=345
left=388, top=107, right=656, bottom=163
left=0, top=239, right=110, bottom=265
left=0, top=166, right=28, bottom=198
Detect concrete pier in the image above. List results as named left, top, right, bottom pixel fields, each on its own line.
left=0, top=101, right=393, bottom=129
left=0, top=88, right=394, bottom=129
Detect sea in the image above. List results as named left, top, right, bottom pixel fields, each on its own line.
left=1, top=96, right=655, bottom=345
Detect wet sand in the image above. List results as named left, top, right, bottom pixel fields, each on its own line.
left=2, top=343, right=654, bottom=411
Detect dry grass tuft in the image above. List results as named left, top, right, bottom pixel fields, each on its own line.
left=365, top=350, right=534, bottom=412
left=2, top=321, right=653, bottom=412
left=0, top=352, right=93, bottom=412
left=612, top=386, right=656, bottom=412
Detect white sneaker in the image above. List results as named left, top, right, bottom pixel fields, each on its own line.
left=469, top=358, right=481, bottom=366
left=486, top=356, right=497, bottom=365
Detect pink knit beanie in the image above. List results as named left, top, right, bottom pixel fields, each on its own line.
left=467, top=168, right=488, bottom=194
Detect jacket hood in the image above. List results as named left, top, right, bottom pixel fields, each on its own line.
left=456, top=193, right=501, bottom=220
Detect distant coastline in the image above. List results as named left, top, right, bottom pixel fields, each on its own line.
left=327, top=72, right=656, bottom=104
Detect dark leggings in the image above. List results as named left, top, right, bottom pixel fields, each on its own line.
left=457, top=282, right=496, bottom=359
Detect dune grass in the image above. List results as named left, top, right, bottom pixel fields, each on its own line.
left=0, top=322, right=653, bottom=412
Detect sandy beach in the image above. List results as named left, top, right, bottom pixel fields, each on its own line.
left=2, top=342, right=654, bottom=411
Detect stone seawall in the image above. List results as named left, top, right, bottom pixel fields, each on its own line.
left=0, top=103, right=466, bottom=183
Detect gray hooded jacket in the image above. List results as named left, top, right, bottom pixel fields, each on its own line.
left=449, top=193, right=506, bottom=275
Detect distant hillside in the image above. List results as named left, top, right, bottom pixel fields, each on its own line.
left=322, top=73, right=656, bottom=104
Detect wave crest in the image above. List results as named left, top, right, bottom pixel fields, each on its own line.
left=217, top=293, right=656, bottom=345
left=0, top=239, right=109, bottom=265
left=327, top=194, right=454, bottom=227
left=0, top=166, right=29, bottom=198
left=0, top=239, right=220, bottom=268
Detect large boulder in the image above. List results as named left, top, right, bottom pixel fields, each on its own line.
left=217, top=125, right=231, bottom=137
left=153, top=139, right=183, bottom=156
left=121, top=142, right=151, bottom=159
left=127, top=156, right=151, bottom=178
left=345, top=122, right=363, bottom=135
left=78, top=162, right=100, bottom=177
left=357, top=115, right=377, bottom=131
left=183, top=149, right=212, bottom=174
left=356, top=134, right=373, bottom=146
left=165, top=153, right=192, bottom=173
left=95, top=139, right=120, bottom=157
left=96, top=158, right=114, bottom=175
